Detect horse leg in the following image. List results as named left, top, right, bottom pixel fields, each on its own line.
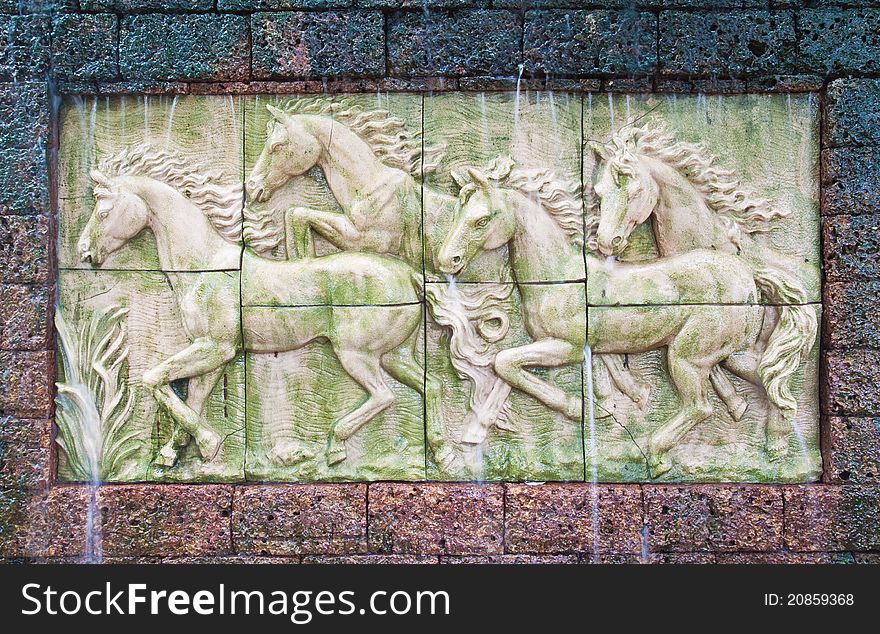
left=493, top=338, right=583, bottom=420
left=154, top=368, right=223, bottom=467
left=460, top=376, right=513, bottom=445
left=286, top=206, right=365, bottom=259
left=602, top=354, right=651, bottom=409
left=647, top=353, right=714, bottom=477
left=326, top=349, right=395, bottom=465
left=143, top=338, right=235, bottom=461
left=710, top=366, right=749, bottom=421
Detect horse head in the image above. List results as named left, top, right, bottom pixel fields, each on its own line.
left=78, top=169, right=150, bottom=266
left=246, top=104, right=323, bottom=203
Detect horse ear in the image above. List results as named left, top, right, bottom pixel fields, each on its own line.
left=466, top=167, right=490, bottom=189
left=89, top=169, right=113, bottom=189
left=266, top=104, right=289, bottom=123
left=588, top=141, right=610, bottom=161
left=450, top=169, right=468, bottom=189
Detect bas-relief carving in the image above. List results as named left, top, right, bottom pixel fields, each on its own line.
left=55, top=92, right=822, bottom=484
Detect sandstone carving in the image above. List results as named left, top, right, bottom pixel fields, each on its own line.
left=57, top=93, right=821, bottom=483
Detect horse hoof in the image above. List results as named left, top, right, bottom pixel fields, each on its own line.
left=269, top=442, right=314, bottom=467
left=326, top=441, right=347, bottom=466
left=434, top=446, right=460, bottom=473
left=730, top=399, right=749, bottom=422
left=647, top=454, right=672, bottom=479
left=195, top=431, right=223, bottom=461
left=153, top=445, right=178, bottom=468
left=460, top=422, right=487, bottom=445
left=563, top=398, right=582, bottom=421
left=765, top=439, right=789, bottom=462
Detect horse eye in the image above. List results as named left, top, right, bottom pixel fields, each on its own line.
left=98, top=209, right=109, bottom=220
left=476, top=217, right=490, bottom=228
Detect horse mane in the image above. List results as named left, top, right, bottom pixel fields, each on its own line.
left=99, top=144, right=242, bottom=244
left=459, top=156, right=584, bottom=247
left=608, top=124, right=788, bottom=237
left=281, top=97, right=446, bottom=178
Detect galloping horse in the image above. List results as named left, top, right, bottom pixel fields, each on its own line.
left=78, top=145, right=452, bottom=470
left=435, top=160, right=817, bottom=474
left=588, top=125, right=819, bottom=443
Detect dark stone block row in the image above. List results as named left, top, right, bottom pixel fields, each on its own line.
left=0, top=285, right=50, bottom=351
left=784, top=486, right=880, bottom=551
left=824, top=350, right=880, bottom=416
left=824, top=79, right=880, bottom=148
left=0, top=146, right=48, bottom=215
left=827, top=417, right=880, bottom=484
left=50, top=14, right=118, bottom=82
left=0, top=350, right=53, bottom=418
left=0, top=83, right=48, bottom=151
left=822, top=214, right=880, bottom=282
left=822, top=147, right=880, bottom=216
left=0, top=215, right=50, bottom=285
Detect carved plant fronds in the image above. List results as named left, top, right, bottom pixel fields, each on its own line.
left=55, top=305, right=139, bottom=481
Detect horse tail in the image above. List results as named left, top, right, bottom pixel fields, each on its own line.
left=752, top=267, right=818, bottom=415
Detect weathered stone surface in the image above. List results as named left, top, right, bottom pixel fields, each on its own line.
left=799, top=9, right=880, bottom=74
left=0, top=83, right=48, bottom=151
left=51, top=14, right=118, bottom=81
left=234, top=485, right=366, bottom=556
left=824, top=282, right=880, bottom=349
left=0, top=285, right=49, bottom=351
left=98, top=485, right=233, bottom=557
left=746, top=74, right=824, bottom=93
left=0, top=15, right=48, bottom=80
left=716, top=552, right=855, bottom=564
left=0, top=147, right=48, bottom=215
left=252, top=12, right=384, bottom=79
left=505, top=484, right=643, bottom=554
left=82, top=0, right=213, bottom=9
left=120, top=14, right=250, bottom=81
left=0, top=351, right=52, bottom=418
left=442, top=554, right=579, bottom=564
left=828, top=417, right=880, bottom=484
left=0, top=215, right=49, bottom=284
left=659, top=10, right=796, bottom=76
left=368, top=484, right=504, bottom=555
left=524, top=10, right=656, bottom=75
left=0, top=418, right=51, bottom=489
left=825, top=351, right=880, bottom=416
left=221, top=0, right=352, bottom=8
left=388, top=10, right=519, bottom=77
left=0, top=486, right=88, bottom=559
left=644, top=486, right=783, bottom=552
left=592, top=552, right=716, bottom=564
left=854, top=553, right=880, bottom=564
left=822, top=147, right=880, bottom=216
left=822, top=214, right=880, bottom=281
left=302, top=554, right=436, bottom=564
left=824, top=79, right=880, bottom=148
left=784, top=486, right=880, bottom=552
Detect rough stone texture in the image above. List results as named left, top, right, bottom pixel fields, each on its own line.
left=368, top=484, right=504, bottom=555
left=50, top=14, right=118, bottom=82
left=824, top=79, right=880, bottom=147
left=824, top=282, right=880, bottom=349
left=0, top=351, right=52, bottom=418
left=822, top=147, right=880, bottom=217
left=120, top=14, right=250, bottom=81
left=234, top=485, right=366, bottom=556
left=659, top=10, right=796, bottom=76
left=82, top=1, right=214, bottom=9
left=252, top=12, right=385, bottom=79
left=0, top=83, right=48, bottom=151
left=644, top=486, right=783, bottom=552
left=441, top=554, right=579, bottom=564
left=716, top=552, right=855, bottom=564
left=388, top=10, right=519, bottom=77
left=302, top=554, right=437, bottom=564
left=523, top=10, right=656, bottom=76
left=799, top=9, right=880, bottom=74
left=827, top=418, right=880, bottom=484
left=504, top=484, right=643, bottom=554
left=0, top=15, right=48, bottom=81
left=0, top=146, right=48, bottom=215
left=0, top=486, right=88, bottom=559
left=593, top=552, right=716, bottom=564
left=746, top=74, right=824, bottom=92
left=822, top=214, right=880, bottom=282
left=784, top=486, right=880, bottom=551
left=0, top=285, right=49, bottom=351
left=98, top=485, right=233, bottom=557
left=221, top=0, right=354, bottom=8
left=0, top=417, right=51, bottom=489
left=824, top=351, right=880, bottom=416
left=0, top=215, right=50, bottom=284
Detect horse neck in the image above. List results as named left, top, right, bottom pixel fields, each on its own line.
left=643, top=157, right=737, bottom=256
left=303, top=115, right=412, bottom=208
left=124, top=176, right=240, bottom=271
left=507, top=189, right=581, bottom=280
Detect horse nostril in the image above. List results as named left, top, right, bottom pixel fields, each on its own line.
left=612, top=236, right=623, bottom=247
left=451, top=255, right=461, bottom=264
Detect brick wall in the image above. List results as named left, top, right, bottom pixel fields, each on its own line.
left=1, top=1, right=880, bottom=563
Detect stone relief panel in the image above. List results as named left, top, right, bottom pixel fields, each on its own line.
left=55, top=92, right=822, bottom=484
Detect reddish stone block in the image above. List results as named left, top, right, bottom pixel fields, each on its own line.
left=0, top=285, right=50, bottom=351
left=823, top=281, right=880, bottom=350
left=0, top=350, right=53, bottom=417
left=441, top=554, right=579, bottom=564
left=0, top=215, right=50, bottom=284
left=822, top=214, right=880, bottom=282
left=234, top=484, right=366, bottom=556
left=1, top=485, right=88, bottom=559
left=504, top=484, right=643, bottom=555
left=854, top=553, right=880, bottom=564
left=98, top=485, right=233, bottom=557
left=827, top=417, right=880, bottom=484
left=590, top=552, right=716, bottom=564
left=824, top=351, right=880, bottom=416
left=644, top=485, right=783, bottom=552
left=716, top=552, right=855, bottom=564
left=302, top=555, right=437, bottom=564
left=0, top=417, right=51, bottom=489
left=784, top=486, right=880, bottom=552
left=103, top=555, right=295, bottom=564
left=368, top=483, right=503, bottom=555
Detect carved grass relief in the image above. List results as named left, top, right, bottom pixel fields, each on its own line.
left=56, top=92, right=821, bottom=483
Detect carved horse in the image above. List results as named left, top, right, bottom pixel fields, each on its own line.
left=78, top=145, right=454, bottom=471
left=588, top=125, right=819, bottom=439
left=435, top=161, right=817, bottom=474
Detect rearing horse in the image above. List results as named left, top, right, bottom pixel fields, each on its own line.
left=436, top=159, right=817, bottom=474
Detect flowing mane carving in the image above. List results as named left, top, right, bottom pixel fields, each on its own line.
left=99, top=144, right=242, bottom=244
left=280, top=97, right=446, bottom=178
left=459, top=156, right=584, bottom=247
